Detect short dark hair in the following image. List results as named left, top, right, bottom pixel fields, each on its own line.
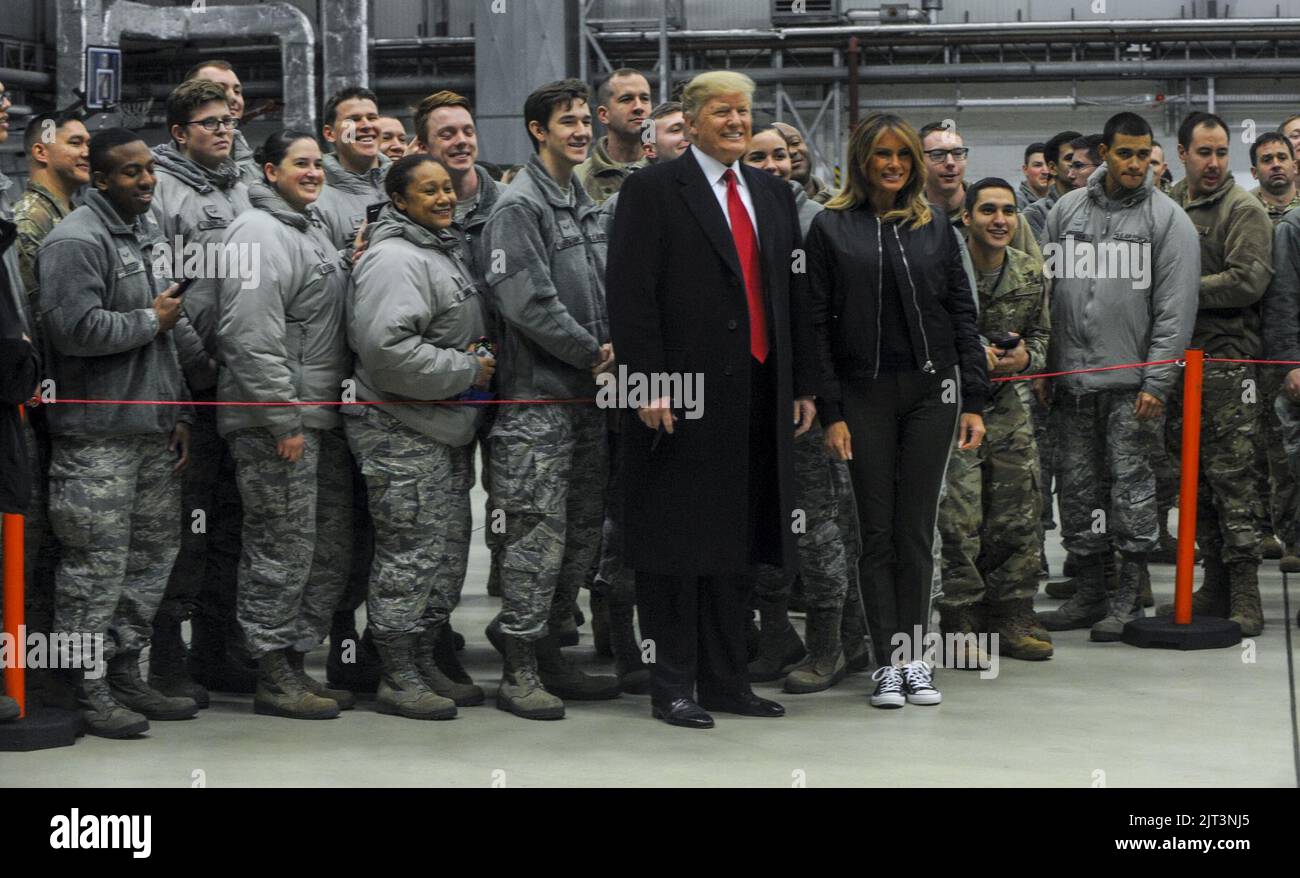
left=964, top=176, right=1017, bottom=213
left=1023, top=142, right=1046, bottom=165
left=1069, top=134, right=1103, bottom=166
left=166, top=79, right=231, bottom=137
left=89, top=128, right=146, bottom=176
left=413, top=90, right=473, bottom=145
left=23, top=110, right=84, bottom=152
left=323, top=86, right=378, bottom=131
left=650, top=101, right=683, bottom=121
left=1044, top=130, right=1083, bottom=165
left=184, top=58, right=233, bottom=82
left=918, top=121, right=956, bottom=144
left=1102, top=112, right=1153, bottom=147
left=1178, top=111, right=1229, bottom=149
left=1251, top=131, right=1295, bottom=166
left=254, top=129, right=318, bottom=182
left=523, top=79, right=590, bottom=153
left=596, top=68, right=648, bottom=108
left=384, top=153, right=439, bottom=199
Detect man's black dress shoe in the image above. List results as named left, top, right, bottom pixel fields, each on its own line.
left=699, top=691, right=785, bottom=717
left=651, top=698, right=715, bottom=729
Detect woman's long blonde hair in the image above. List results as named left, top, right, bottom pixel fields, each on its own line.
left=826, top=112, right=933, bottom=229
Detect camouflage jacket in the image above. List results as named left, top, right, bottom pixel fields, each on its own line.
left=1252, top=186, right=1300, bottom=227
left=973, top=245, right=1051, bottom=386
left=13, top=181, right=72, bottom=317
left=806, top=174, right=834, bottom=205
left=1171, top=174, right=1274, bottom=358
left=574, top=137, right=646, bottom=206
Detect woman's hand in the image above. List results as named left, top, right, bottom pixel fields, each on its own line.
left=957, top=413, right=985, bottom=451
left=824, top=420, right=853, bottom=461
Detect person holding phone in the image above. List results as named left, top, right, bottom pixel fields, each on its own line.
left=935, top=178, right=1052, bottom=664
left=343, top=154, right=494, bottom=720
left=806, top=114, right=990, bottom=710
left=37, top=128, right=200, bottom=737
left=216, top=130, right=354, bottom=720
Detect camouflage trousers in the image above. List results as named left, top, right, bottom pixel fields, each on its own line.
left=1052, top=389, right=1161, bottom=557
left=937, top=386, right=1041, bottom=608
left=489, top=404, right=608, bottom=640
left=49, top=433, right=181, bottom=662
left=1168, top=364, right=1264, bottom=566
left=157, top=401, right=241, bottom=624
left=755, top=422, right=858, bottom=611
left=1257, top=367, right=1298, bottom=545
left=345, top=407, right=470, bottom=639
left=1023, top=382, right=1056, bottom=532
left=230, top=426, right=353, bottom=657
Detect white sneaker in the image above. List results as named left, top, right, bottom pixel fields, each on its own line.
left=869, top=665, right=905, bottom=709
left=901, top=660, right=941, bottom=705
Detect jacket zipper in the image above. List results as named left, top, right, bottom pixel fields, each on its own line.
left=893, top=225, right=933, bottom=372
left=873, top=218, right=883, bottom=380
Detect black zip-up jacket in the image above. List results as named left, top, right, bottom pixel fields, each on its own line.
left=805, top=205, right=991, bottom=422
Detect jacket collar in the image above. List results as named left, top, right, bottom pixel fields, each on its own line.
left=675, top=146, right=778, bottom=284
left=247, top=181, right=317, bottom=232
left=324, top=152, right=389, bottom=194
left=26, top=181, right=72, bottom=219
left=152, top=141, right=241, bottom=194
left=1087, top=164, right=1153, bottom=211
left=1170, top=172, right=1237, bottom=209
left=367, top=203, right=461, bottom=255
left=586, top=136, right=647, bottom=176
left=522, top=152, right=595, bottom=212
left=83, top=189, right=147, bottom=236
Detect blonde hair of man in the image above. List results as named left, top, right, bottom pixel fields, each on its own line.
left=681, top=71, right=756, bottom=122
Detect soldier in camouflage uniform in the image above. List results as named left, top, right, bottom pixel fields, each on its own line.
left=1037, top=113, right=1200, bottom=641
left=345, top=156, right=495, bottom=718
left=1160, top=113, right=1274, bottom=637
left=481, top=81, right=623, bottom=719
left=216, top=137, right=355, bottom=721
left=1249, top=133, right=1300, bottom=569
left=8, top=110, right=89, bottom=708
left=574, top=69, right=650, bottom=206
left=939, top=179, right=1053, bottom=661
left=38, top=129, right=204, bottom=737
left=146, top=80, right=254, bottom=706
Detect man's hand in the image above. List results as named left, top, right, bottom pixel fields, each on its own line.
left=351, top=221, right=371, bottom=264
left=957, top=412, right=985, bottom=450
left=591, top=343, right=615, bottom=377
left=153, top=289, right=183, bottom=333
left=1135, top=391, right=1164, bottom=421
left=1033, top=377, right=1051, bottom=407
left=984, top=345, right=999, bottom=373
left=1285, top=367, right=1300, bottom=403
left=992, top=338, right=1030, bottom=376
left=277, top=433, right=306, bottom=463
left=638, top=395, right=676, bottom=433
left=824, top=420, right=852, bottom=460
left=793, top=397, right=816, bottom=437
left=169, top=423, right=191, bottom=474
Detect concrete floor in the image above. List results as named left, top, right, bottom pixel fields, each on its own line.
left=4, top=496, right=1299, bottom=788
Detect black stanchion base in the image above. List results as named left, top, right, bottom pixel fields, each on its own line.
left=0, top=704, right=81, bottom=752
left=1121, top=614, right=1242, bottom=650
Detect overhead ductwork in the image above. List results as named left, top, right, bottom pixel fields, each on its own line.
left=322, top=0, right=368, bottom=101
left=58, top=0, right=316, bottom=132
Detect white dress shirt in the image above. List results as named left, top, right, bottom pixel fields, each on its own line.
left=692, top=144, right=759, bottom=239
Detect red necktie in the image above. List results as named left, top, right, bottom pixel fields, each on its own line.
left=723, top=168, right=769, bottom=364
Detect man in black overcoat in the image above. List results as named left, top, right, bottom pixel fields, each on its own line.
left=606, top=71, right=820, bottom=729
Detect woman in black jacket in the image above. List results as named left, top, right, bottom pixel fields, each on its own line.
left=806, top=114, right=990, bottom=709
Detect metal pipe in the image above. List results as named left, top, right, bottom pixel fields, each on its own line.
left=0, top=68, right=53, bottom=89
left=101, top=0, right=317, bottom=132
left=659, top=0, right=669, bottom=104
left=741, top=58, right=1300, bottom=83
left=322, top=0, right=369, bottom=97
left=370, top=37, right=476, bottom=48
left=847, top=37, right=860, bottom=130
left=1207, top=76, right=1216, bottom=114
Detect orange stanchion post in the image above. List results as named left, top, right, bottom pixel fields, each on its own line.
left=3, top=510, right=25, bottom=719
left=1173, top=348, right=1203, bottom=626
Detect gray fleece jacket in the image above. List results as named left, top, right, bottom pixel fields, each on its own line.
left=1044, top=165, right=1200, bottom=401
left=215, top=183, right=350, bottom=439
left=346, top=205, right=488, bottom=446
left=36, top=190, right=194, bottom=435
left=149, top=142, right=252, bottom=360
left=481, top=153, right=608, bottom=399
left=316, top=152, right=389, bottom=249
